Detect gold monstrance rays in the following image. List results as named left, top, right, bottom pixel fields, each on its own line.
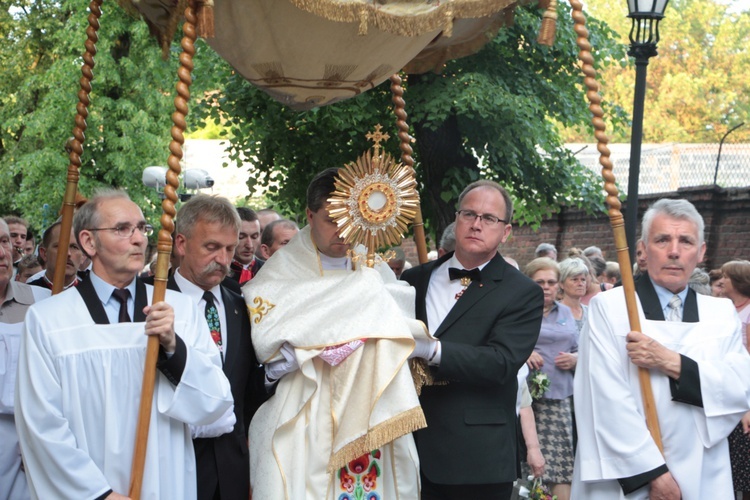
left=328, top=125, right=420, bottom=262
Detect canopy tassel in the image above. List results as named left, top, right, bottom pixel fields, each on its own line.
left=443, top=8, right=454, bottom=38
left=537, top=0, right=558, bottom=47
left=358, top=7, right=369, bottom=35
left=196, top=0, right=214, bottom=38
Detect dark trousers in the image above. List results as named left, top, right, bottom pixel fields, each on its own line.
left=421, top=472, right=514, bottom=500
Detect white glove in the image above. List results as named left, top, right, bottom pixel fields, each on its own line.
left=265, top=342, right=299, bottom=382
left=409, top=338, right=438, bottom=360
left=190, top=405, right=236, bottom=439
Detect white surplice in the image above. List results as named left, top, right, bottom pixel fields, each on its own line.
left=572, top=287, right=750, bottom=499
left=14, top=285, right=233, bottom=499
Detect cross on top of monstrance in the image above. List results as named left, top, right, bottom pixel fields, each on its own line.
left=327, top=124, right=419, bottom=267
left=365, top=124, right=390, bottom=158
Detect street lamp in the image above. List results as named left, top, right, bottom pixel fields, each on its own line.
left=624, top=0, right=669, bottom=262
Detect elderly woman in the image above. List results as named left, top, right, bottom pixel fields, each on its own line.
left=558, top=258, right=589, bottom=332
left=524, top=258, right=577, bottom=500
left=721, top=260, right=750, bottom=500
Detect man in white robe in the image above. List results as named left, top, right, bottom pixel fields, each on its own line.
left=244, top=168, right=426, bottom=499
left=573, top=198, right=750, bottom=499
left=0, top=218, right=51, bottom=500
left=14, top=189, right=233, bottom=499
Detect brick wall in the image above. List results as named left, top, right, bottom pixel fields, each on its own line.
left=401, top=186, right=750, bottom=271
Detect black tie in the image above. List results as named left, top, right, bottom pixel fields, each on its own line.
left=448, top=267, right=482, bottom=283
left=111, top=288, right=131, bottom=323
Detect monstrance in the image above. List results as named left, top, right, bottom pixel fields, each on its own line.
left=327, top=124, right=420, bottom=267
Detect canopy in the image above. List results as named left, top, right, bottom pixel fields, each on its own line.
left=122, top=0, right=529, bottom=109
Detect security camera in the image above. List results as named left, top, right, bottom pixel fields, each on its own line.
left=184, top=169, right=215, bottom=189
left=142, top=166, right=168, bottom=189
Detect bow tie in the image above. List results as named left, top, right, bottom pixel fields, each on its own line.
left=448, top=267, right=481, bottom=283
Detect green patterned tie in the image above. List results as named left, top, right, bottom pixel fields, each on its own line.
left=203, top=291, right=224, bottom=364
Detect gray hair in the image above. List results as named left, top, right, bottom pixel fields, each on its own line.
left=641, top=198, right=704, bottom=246
left=439, top=222, right=456, bottom=253
left=605, top=261, right=621, bottom=282
left=583, top=246, right=603, bottom=259
left=535, top=243, right=557, bottom=258
left=73, top=188, right=132, bottom=248
left=457, top=180, right=514, bottom=223
left=559, top=257, right=589, bottom=283
left=688, top=268, right=711, bottom=296
left=0, top=218, right=8, bottom=236
left=261, top=219, right=299, bottom=247
left=176, top=194, right=241, bottom=238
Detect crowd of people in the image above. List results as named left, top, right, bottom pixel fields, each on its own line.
left=1, top=174, right=749, bottom=500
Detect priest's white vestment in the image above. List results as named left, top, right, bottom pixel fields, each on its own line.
left=14, top=285, right=233, bottom=499
left=244, top=226, right=426, bottom=500
left=572, top=287, right=750, bottom=499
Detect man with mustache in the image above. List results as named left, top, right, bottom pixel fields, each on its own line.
left=170, top=194, right=266, bottom=500
left=15, top=189, right=232, bottom=499
left=27, top=219, right=85, bottom=290
left=573, top=198, right=750, bottom=499
left=0, top=218, right=51, bottom=500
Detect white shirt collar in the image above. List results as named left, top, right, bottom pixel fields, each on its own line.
left=174, top=268, right=223, bottom=307
left=650, top=276, right=689, bottom=314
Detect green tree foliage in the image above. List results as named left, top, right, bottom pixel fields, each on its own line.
left=0, top=0, right=221, bottom=233
left=198, top=4, right=627, bottom=240
left=571, top=0, right=750, bottom=143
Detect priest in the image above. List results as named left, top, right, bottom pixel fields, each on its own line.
left=244, top=168, right=426, bottom=499
left=15, top=189, right=233, bottom=499
left=572, top=198, right=750, bottom=499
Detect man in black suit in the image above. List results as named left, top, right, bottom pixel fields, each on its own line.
left=172, top=194, right=266, bottom=500
left=401, top=180, right=544, bottom=500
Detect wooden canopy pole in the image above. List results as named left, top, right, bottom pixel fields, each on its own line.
left=390, top=73, right=429, bottom=264
left=128, top=5, right=195, bottom=498
left=568, top=0, right=663, bottom=453
left=52, top=0, right=103, bottom=296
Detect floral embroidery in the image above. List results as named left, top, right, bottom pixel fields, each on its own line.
left=338, top=449, right=382, bottom=500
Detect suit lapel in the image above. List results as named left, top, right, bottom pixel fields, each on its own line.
left=76, top=276, right=110, bottom=325
left=434, top=253, right=506, bottom=337
left=133, top=278, right=148, bottom=322
left=220, top=286, right=241, bottom=376
left=76, top=276, right=148, bottom=324
left=636, top=275, right=664, bottom=321
left=413, top=256, right=447, bottom=324
left=683, top=288, right=699, bottom=322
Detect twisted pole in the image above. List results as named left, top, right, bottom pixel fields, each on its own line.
left=568, top=0, right=663, bottom=452
left=390, top=73, right=428, bottom=264
left=52, top=0, right=103, bottom=295
left=128, top=5, right=196, bottom=498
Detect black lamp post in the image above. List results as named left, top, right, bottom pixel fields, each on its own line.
left=625, top=0, right=669, bottom=262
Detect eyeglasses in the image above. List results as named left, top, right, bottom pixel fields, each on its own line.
left=456, top=210, right=507, bottom=226
left=87, top=222, right=154, bottom=238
